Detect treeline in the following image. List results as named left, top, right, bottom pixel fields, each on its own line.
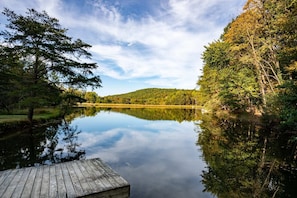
left=198, top=0, right=297, bottom=129
left=98, top=88, right=199, bottom=105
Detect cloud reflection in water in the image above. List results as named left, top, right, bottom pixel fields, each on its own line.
left=71, top=111, right=214, bottom=198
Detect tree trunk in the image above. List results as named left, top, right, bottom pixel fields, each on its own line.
left=28, top=106, right=34, bottom=124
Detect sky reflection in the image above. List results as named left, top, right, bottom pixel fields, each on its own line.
left=71, top=111, right=214, bottom=198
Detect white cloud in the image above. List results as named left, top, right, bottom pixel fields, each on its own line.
left=0, top=0, right=245, bottom=91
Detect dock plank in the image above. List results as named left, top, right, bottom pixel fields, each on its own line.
left=49, top=164, right=58, bottom=198
left=0, top=169, right=18, bottom=197
left=11, top=167, right=31, bottom=198
left=93, top=159, right=129, bottom=187
left=31, top=166, right=43, bottom=197
left=76, top=160, right=99, bottom=192
left=65, top=161, right=84, bottom=196
left=2, top=169, right=24, bottom=198
left=71, top=160, right=93, bottom=195
left=61, top=162, right=76, bottom=197
left=22, top=167, right=37, bottom=198
left=92, top=159, right=119, bottom=187
left=55, top=163, right=67, bottom=198
left=85, top=159, right=113, bottom=190
left=40, top=165, right=50, bottom=197
left=0, top=158, right=130, bottom=198
left=0, top=169, right=12, bottom=189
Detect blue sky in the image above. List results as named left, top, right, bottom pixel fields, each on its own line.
left=0, top=0, right=246, bottom=96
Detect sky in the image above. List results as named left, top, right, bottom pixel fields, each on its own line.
left=0, top=0, right=246, bottom=96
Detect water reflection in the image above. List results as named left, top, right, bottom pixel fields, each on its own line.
left=0, top=119, right=85, bottom=170
left=197, top=114, right=297, bottom=198
left=41, top=120, right=85, bottom=164
left=70, top=110, right=212, bottom=198
left=69, top=107, right=202, bottom=122
left=0, top=107, right=211, bottom=198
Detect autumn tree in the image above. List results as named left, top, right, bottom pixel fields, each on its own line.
left=198, top=0, right=297, bottom=114
left=198, top=39, right=260, bottom=112
left=0, top=8, right=101, bottom=122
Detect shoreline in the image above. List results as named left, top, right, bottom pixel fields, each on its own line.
left=76, top=102, right=202, bottom=109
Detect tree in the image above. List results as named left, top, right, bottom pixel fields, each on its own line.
left=198, top=40, right=260, bottom=112
left=223, top=0, right=285, bottom=107
left=84, top=91, right=98, bottom=103
left=0, top=8, right=101, bottom=122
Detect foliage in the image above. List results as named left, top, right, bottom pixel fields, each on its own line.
left=196, top=2, right=297, bottom=196
left=107, top=108, right=201, bottom=122
left=99, top=88, right=199, bottom=105
left=198, top=39, right=260, bottom=112
left=66, top=107, right=202, bottom=123
left=277, top=81, right=297, bottom=131
left=197, top=0, right=297, bottom=117
left=197, top=114, right=297, bottom=197
left=0, top=119, right=85, bottom=170
left=0, top=8, right=101, bottom=122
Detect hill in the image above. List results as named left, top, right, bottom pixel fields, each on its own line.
left=99, top=88, right=199, bottom=105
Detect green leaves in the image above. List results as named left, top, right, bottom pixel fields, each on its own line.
left=203, top=40, right=230, bottom=69
left=198, top=0, right=297, bottom=114
left=0, top=8, right=101, bottom=122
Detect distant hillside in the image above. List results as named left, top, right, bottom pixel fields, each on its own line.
left=99, top=88, right=199, bottom=105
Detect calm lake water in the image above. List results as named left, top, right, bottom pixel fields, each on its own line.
left=0, top=108, right=214, bottom=198
left=71, top=109, right=212, bottom=198
left=1, top=107, right=297, bottom=197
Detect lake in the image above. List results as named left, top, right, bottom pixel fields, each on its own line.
left=0, top=107, right=214, bottom=198
left=1, top=107, right=297, bottom=197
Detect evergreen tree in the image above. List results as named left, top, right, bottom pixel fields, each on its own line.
left=0, top=8, right=101, bottom=122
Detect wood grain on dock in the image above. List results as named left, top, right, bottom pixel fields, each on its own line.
left=0, top=158, right=130, bottom=198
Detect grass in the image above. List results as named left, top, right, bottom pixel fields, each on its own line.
left=0, top=108, right=61, bottom=124
left=0, top=115, right=28, bottom=123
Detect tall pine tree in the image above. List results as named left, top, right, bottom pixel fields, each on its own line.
left=0, top=8, right=101, bottom=122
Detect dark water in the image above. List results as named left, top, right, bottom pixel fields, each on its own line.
left=1, top=108, right=297, bottom=197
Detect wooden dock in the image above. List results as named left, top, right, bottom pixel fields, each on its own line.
left=0, top=158, right=130, bottom=198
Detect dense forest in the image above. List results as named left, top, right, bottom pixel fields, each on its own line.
left=66, top=88, right=199, bottom=105
left=98, top=88, right=199, bottom=105
left=197, top=0, right=297, bottom=130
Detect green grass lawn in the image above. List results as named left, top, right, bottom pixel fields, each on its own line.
left=0, top=115, right=28, bottom=123
left=0, top=108, right=61, bottom=123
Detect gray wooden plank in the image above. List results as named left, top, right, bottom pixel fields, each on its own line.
left=76, top=160, right=98, bottom=192
left=61, top=162, right=76, bottom=197
left=94, top=160, right=125, bottom=189
left=85, top=159, right=114, bottom=190
left=84, top=160, right=108, bottom=192
left=2, top=168, right=24, bottom=198
left=0, top=169, right=12, bottom=187
left=22, top=167, right=37, bottom=198
left=54, top=163, right=67, bottom=198
left=0, top=158, right=130, bottom=198
left=11, top=167, right=31, bottom=198
left=40, top=165, right=50, bottom=198
left=91, top=159, right=119, bottom=188
left=0, top=169, right=18, bottom=197
left=94, top=159, right=129, bottom=187
left=31, top=166, right=43, bottom=198
left=49, top=164, right=58, bottom=198
left=71, top=160, right=93, bottom=195
left=65, top=161, right=85, bottom=197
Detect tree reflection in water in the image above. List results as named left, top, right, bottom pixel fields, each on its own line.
left=197, top=114, right=297, bottom=198
left=41, top=119, right=85, bottom=164
left=0, top=119, right=85, bottom=170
